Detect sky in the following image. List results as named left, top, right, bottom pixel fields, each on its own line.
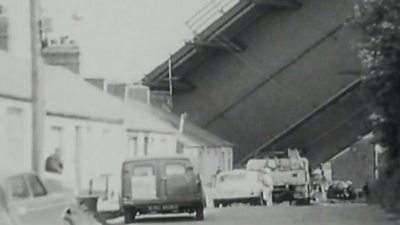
left=40, top=0, right=213, bottom=82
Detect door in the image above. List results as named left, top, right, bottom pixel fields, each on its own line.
left=123, top=163, right=158, bottom=201
left=161, top=160, right=196, bottom=199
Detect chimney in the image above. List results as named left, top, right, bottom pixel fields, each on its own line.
left=107, top=83, right=127, bottom=100
left=85, top=78, right=107, bottom=92
left=126, top=85, right=150, bottom=104
left=41, top=36, right=80, bottom=74
left=0, top=4, right=8, bottom=51
left=149, top=90, right=173, bottom=111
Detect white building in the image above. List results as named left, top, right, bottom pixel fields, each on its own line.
left=0, top=0, right=31, bottom=60
left=0, top=49, right=233, bottom=195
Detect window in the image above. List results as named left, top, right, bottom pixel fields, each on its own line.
left=176, top=141, right=184, bottom=154
left=221, top=151, right=226, bottom=170
left=128, top=136, right=138, bottom=157
left=144, top=137, right=149, bottom=156
left=165, top=164, right=186, bottom=176
left=131, top=166, right=154, bottom=177
left=26, top=175, right=47, bottom=197
left=6, top=108, right=25, bottom=163
left=8, top=176, right=30, bottom=199
left=75, top=126, right=82, bottom=189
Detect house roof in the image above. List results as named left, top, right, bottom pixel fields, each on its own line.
left=0, top=49, right=230, bottom=145
left=126, top=99, right=233, bottom=148
left=44, top=65, right=126, bottom=123
left=0, top=50, right=175, bottom=133
left=122, top=102, right=176, bottom=134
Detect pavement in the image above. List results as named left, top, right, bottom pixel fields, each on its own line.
left=106, top=204, right=400, bottom=225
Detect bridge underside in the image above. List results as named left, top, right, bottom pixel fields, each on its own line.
left=247, top=82, right=372, bottom=168
left=144, top=0, right=370, bottom=168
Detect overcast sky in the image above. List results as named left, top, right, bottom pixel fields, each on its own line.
left=41, top=0, right=212, bottom=82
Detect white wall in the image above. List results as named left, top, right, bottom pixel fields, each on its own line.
left=0, top=98, right=31, bottom=171
left=0, top=94, right=232, bottom=199
left=44, top=116, right=126, bottom=193
left=126, top=131, right=177, bottom=158
left=182, top=145, right=234, bottom=186
left=0, top=0, right=31, bottom=60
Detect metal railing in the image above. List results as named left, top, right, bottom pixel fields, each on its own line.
left=185, top=0, right=239, bottom=37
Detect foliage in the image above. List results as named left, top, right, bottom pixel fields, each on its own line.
left=354, top=0, right=400, bottom=213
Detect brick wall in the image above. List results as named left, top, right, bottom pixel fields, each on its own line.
left=328, top=138, right=375, bottom=189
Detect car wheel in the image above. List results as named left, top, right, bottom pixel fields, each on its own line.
left=195, top=205, right=204, bottom=221
left=213, top=200, right=219, bottom=208
left=124, top=209, right=136, bottom=224
left=259, top=194, right=266, bottom=206
left=221, top=201, right=228, bottom=208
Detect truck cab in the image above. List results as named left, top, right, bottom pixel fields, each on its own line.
left=246, top=149, right=311, bottom=205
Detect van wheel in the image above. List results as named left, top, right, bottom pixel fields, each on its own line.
left=124, top=209, right=136, bottom=224
left=195, top=206, right=204, bottom=221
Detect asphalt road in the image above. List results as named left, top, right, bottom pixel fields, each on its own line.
left=107, top=204, right=399, bottom=225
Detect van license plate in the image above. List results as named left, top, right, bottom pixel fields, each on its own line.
left=148, top=205, right=162, bottom=211
left=162, top=204, right=178, bottom=210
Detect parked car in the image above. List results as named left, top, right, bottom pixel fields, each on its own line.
left=327, top=181, right=357, bottom=200
left=120, top=156, right=205, bottom=223
left=213, top=169, right=273, bottom=207
left=0, top=167, right=99, bottom=225
left=0, top=184, right=19, bottom=225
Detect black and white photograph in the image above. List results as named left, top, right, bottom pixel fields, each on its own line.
left=0, top=0, right=400, bottom=224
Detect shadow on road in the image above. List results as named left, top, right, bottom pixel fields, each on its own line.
left=107, top=215, right=200, bottom=224
left=135, top=216, right=197, bottom=223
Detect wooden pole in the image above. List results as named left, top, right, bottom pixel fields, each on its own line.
left=30, top=0, right=45, bottom=175
left=168, top=55, right=173, bottom=108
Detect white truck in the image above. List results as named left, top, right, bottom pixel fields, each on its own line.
left=246, top=149, right=311, bottom=205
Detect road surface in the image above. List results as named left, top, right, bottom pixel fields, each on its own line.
left=107, top=204, right=399, bottom=225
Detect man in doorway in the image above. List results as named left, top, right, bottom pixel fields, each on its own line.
left=45, top=148, right=63, bottom=174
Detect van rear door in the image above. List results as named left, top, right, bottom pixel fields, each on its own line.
left=161, top=160, right=197, bottom=199
left=122, top=163, right=158, bottom=201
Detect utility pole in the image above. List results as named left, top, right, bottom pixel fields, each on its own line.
left=168, top=55, right=173, bottom=109
left=30, top=0, right=45, bottom=175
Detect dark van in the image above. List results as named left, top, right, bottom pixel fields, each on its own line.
left=120, top=156, right=205, bottom=223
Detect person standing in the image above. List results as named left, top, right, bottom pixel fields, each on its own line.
left=362, top=181, right=370, bottom=199
left=261, top=168, right=274, bottom=205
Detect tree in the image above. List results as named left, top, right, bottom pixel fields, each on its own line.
left=354, top=0, right=400, bottom=213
